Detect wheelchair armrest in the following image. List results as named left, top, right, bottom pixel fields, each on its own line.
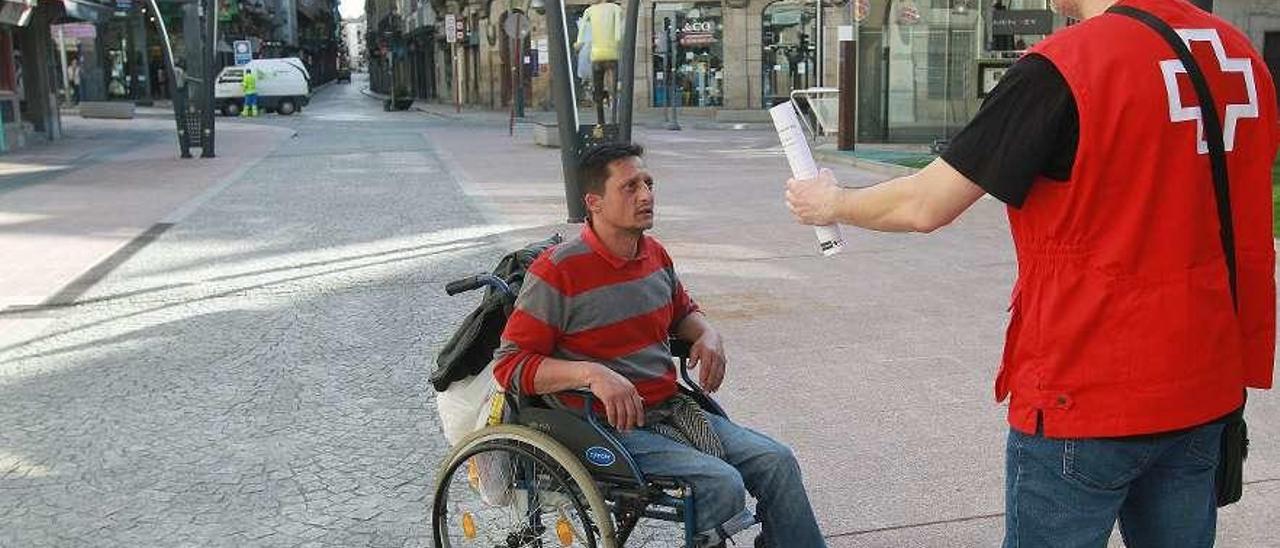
left=557, top=389, right=608, bottom=429
left=534, top=388, right=648, bottom=487
left=673, top=347, right=730, bottom=419
left=669, top=337, right=691, bottom=359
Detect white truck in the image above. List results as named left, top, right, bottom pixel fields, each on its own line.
left=214, top=57, right=311, bottom=116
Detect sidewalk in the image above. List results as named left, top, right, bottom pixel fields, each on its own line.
left=0, top=115, right=294, bottom=343
left=359, top=86, right=776, bottom=130
left=358, top=86, right=937, bottom=177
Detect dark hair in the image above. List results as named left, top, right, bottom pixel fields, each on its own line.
left=579, top=142, right=645, bottom=196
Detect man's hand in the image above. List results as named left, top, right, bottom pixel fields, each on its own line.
left=583, top=363, right=646, bottom=431
left=688, top=330, right=727, bottom=393
left=785, top=168, right=843, bottom=226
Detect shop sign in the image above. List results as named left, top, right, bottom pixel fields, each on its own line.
left=678, top=19, right=716, bottom=47
left=771, top=11, right=801, bottom=26
left=445, top=14, right=457, bottom=43
left=54, top=22, right=96, bottom=39
left=991, top=9, right=1054, bottom=35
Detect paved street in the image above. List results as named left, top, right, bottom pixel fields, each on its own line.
left=2, top=75, right=1280, bottom=547
left=0, top=79, right=513, bottom=547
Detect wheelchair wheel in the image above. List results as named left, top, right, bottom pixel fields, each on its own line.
left=432, top=424, right=617, bottom=548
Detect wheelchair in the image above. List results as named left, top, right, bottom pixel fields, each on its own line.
left=432, top=273, right=749, bottom=548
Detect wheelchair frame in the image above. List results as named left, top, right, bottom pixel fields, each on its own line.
left=434, top=273, right=736, bottom=547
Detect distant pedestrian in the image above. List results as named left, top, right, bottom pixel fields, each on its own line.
left=241, top=66, right=259, bottom=117
left=67, top=58, right=81, bottom=105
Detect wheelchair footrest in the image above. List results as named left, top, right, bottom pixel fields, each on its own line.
left=696, top=508, right=758, bottom=548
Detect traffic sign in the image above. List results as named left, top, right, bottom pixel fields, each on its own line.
left=233, top=40, right=252, bottom=65
left=445, top=14, right=457, bottom=44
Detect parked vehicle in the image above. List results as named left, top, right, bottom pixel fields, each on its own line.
left=336, top=68, right=352, bottom=83
left=214, top=58, right=311, bottom=116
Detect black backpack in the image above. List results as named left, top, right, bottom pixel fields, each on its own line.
left=430, top=234, right=562, bottom=392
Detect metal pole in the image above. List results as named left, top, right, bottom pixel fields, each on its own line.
left=837, top=35, right=855, bottom=150
left=453, top=42, right=461, bottom=112
left=506, top=0, right=514, bottom=134
left=202, top=0, right=217, bottom=157
left=390, top=36, right=395, bottom=106
left=56, top=26, right=70, bottom=104
left=665, top=19, right=679, bottom=131
left=545, top=0, right=586, bottom=222
left=615, top=0, right=640, bottom=142
left=815, top=0, right=822, bottom=87
left=145, top=0, right=187, bottom=157
left=514, top=12, right=524, bottom=118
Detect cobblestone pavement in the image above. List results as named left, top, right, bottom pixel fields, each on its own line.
left=0, top=77, right=524, bottom=547
left=7, top=77, right=1280, bottom=548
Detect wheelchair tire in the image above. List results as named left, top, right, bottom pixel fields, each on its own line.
left=432, top=424, right=618, bottom=548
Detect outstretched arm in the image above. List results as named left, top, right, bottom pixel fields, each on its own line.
left=785, top=159, right=985, bottom=233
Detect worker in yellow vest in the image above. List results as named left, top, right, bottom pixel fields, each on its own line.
left=241, top=67, right=259, bottom=117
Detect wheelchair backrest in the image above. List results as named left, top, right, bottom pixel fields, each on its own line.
left=431, top=234, right=563, bottom=392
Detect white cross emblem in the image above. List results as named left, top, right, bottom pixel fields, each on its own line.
left=1159, top=28, right=1259, bottom=154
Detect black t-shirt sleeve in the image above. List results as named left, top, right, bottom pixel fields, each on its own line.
left=942, top=53, right=1079, bottom=208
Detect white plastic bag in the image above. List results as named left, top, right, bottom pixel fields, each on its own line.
left=436, top=362, right=500, bottom=445
left=437, top=363, right=514, bottom=505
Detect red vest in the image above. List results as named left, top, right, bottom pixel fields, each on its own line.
left=999, top=0, right=1279, bottom=437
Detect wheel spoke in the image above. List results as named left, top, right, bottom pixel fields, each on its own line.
left=434, top=439, right=600, bottom=548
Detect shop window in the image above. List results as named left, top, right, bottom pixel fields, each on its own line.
left=761, top=1, right=817, bottom=108
left=926, top=27, right=974, bottom=100
left=0, top=31, right=13, bottom=91
left=650, top=2, right=723, bottom=107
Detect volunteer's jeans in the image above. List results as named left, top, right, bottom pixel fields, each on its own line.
left=1004, top=422, right=1224, bottom=548
left=613, top=413, right=826, bottom=547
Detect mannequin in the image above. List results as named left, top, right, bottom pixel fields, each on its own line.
left=575, top=15, right=593, bottom=95
left=574, top=0, right=623, bottom=125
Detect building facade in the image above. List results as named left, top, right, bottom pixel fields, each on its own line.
left=343, top=14, right=366, bottom=69
left=1212, top=0, right=1280, bottom=107
left=2, top=0, right=113, bottom=152
left=370, top=0, right=1278, bottom=143
left=388, top=0, right=1062, bottom=142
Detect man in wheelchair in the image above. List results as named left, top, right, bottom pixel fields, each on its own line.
left=490, top=143, right=826, bottom=547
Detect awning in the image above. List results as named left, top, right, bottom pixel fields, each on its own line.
left=0, top=0, right=37, bottom=26
left=60, top=0, right=113, bottom=23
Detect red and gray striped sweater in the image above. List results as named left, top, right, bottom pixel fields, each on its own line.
left=492, top=225, right=699, bottom=407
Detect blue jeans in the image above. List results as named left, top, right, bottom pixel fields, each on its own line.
left=613, top=413, right=826, bottom=547
left=1004, top=422, right=1224, bottom=548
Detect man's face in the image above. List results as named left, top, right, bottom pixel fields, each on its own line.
left=1049, top=0, right=1083, bottom=19
left=587, top=156, right=655, bottom=233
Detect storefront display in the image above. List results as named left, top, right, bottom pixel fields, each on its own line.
left=761, top=1, right=816, bottom=108
left=650, top=2, right=722, bottom=107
